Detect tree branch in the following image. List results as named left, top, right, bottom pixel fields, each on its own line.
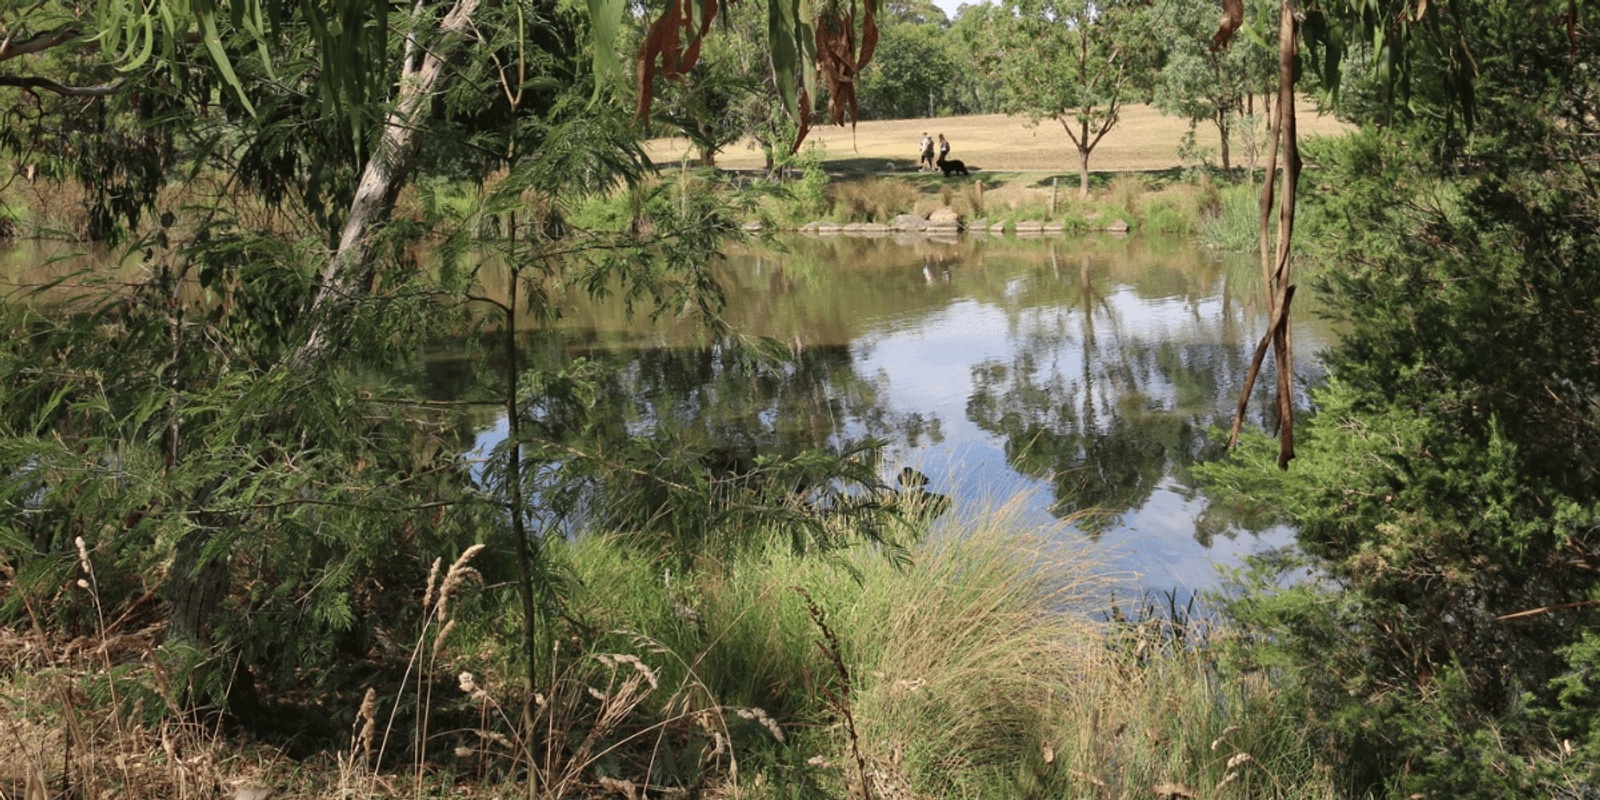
left=289, top=0, right=484, bottom=368
left=0, top=23, right=79, bottom=64
left=0, top=74, right=118, bottom=97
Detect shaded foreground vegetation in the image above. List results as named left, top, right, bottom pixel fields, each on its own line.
left=1, top=505, right=1337, bottom=799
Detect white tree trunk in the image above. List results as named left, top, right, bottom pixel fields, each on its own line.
left=292, top=0, right=482, bottom=366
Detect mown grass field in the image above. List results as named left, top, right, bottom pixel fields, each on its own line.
left=645, top=103, right=1353, bottom=177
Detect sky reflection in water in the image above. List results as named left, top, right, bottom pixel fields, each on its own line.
left=462, top=233, right=1333, bottom=598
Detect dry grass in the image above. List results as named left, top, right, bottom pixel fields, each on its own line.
left=645, top=104, right=1352, bottom=175
left=677, top=497, right=1338, bottom=799
left=648, top=105, right=1350, bottom=225
left=0, top=503, right=1337, bottom=800
left=0, top=551, right=298, bottom=800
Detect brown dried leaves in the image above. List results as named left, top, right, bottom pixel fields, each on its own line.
left=1211, top=0, right=1244, bottom=52
left=631, top=0, right=880, bottom=153
left=814, top=0, right=878, bottom=129
left=635, top=0, right=720, bottom=123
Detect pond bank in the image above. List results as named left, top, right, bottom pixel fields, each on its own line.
left=745, top=209, right=1133, bottom=237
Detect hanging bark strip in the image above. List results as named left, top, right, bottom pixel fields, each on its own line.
left=857, top=0, right=878, bottom=69
left=793, top=85, right=813, bottom=150
left=1226, top=0, right=1301, bottom=469
left=815, top=1, right=867, bottom=126
left=635, top=0, right=719, bottom=124
left=629, top=0, right=878, bottom=153
left=1211, top=0, right=1244, bottom=52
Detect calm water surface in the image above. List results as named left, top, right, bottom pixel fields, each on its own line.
left=1, top=234, right=1331, bottom=597
left=450, top=233, right=1332, bottom=597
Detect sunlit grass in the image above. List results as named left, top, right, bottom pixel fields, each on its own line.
left=548, top=497, right=1339, bottom=798
left=1, top=493, right=1337, bottom=799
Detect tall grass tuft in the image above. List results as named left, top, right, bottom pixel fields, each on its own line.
left=654, top=499, right=1339, bottom=798
left=1109, top=173, right=1148, bottom=218
left=963, top=182, right=985, bottom=218
left=1200, top=182, right=1266, bottom=252
left=827, top=177, right=919, bottom=223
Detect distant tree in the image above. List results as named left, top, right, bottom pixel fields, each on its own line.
left=1151, top=0, right=1276, bottom=173
left=948, top=3, right=1009, bottom=114
left=991, top=0, right=1157, bottom=196
left=857, top=21, right=963, bottom=119
left=883, top=0, right=950, bottom=26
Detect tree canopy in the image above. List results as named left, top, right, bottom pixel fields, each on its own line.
left=990, top=0, right=1158, bottom=196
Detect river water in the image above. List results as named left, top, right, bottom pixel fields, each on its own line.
left=2, top=233, right=1331, bottom=598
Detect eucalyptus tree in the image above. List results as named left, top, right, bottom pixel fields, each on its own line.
left=3, top=0, right=897, bottom=734
left=1151, top=0, right=1276, bottom=173
left=991, top=0, right=1158, bottom=197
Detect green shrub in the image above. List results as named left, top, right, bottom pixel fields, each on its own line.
left=1200, top=117, right=1600, bottom=795
left=1199, top=182, right=1261, bottom=251
left=1141, top=198, right=1194, bottom=235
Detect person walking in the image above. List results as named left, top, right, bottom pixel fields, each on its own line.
left=919, top=133, right=935, bottom=171
left=937, top=134, right=951, bottom=165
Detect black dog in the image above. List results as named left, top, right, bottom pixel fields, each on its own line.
left=935, top=157, right=969, bottom=177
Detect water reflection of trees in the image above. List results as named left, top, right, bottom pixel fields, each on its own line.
left=431, top=235, right=1329, bottom=544
left=963, top=243, right=1305, bottom=535
left=528, top=333, right=942, bottom=463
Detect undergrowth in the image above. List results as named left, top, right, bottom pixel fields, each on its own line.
left=2, top=503, right=1340, bottom=799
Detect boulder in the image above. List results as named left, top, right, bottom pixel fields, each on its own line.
left=891, top=213, right=926, bottom=232
left=1105, top=219, right=1130, bottom=234
left=741, top=220, right=763, bottom=232
left=928, top=207, right=961, bottom=226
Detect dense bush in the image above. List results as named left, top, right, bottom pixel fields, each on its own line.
left=1200, top=13, right=1600, bottom=789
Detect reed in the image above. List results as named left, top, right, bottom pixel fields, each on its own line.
left=1200, top=182, right=1266, bottom=252
left=633, top=498, right=1339, bottom=798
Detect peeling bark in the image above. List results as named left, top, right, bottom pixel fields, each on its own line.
left=291, top=0, right=483, bottom=367
left=1228, top=0, right=1300, bottom=469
